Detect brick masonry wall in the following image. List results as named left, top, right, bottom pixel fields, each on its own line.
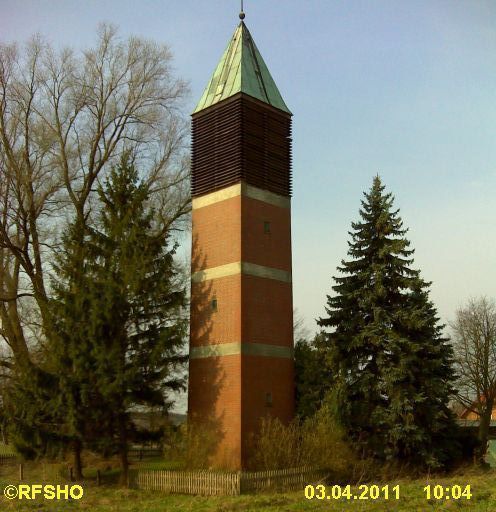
left=188, top=355, right=242, bottom=468
left=192, top=196, right=241, bottom=272
left=241, top=275, right=293, bottom=347
left=191, top=194, right=292, bottom=273
left=190, top=274, right=241, bottom=346
left=241, top=196, right=292, bottom=271
left=241, top=355, right=295, bottom=463
left=189, top=184, right=294, bottom=469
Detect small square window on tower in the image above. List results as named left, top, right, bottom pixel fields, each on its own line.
left=211, top=298, right=218, bottom=311
left=264, top=221, right=271, bottom=234
left=265, top=392, right=273, bottom=407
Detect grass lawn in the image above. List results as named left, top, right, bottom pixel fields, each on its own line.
left=488, top=441, right=496, bottom=468
left=0, top=463, right=494, bottom=511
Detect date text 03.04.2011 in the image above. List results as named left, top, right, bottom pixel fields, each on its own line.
left=305, top=484, right=400, bottom=501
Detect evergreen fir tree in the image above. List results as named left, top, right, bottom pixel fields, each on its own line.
left=318, top=176, right=458, bottom=468
left=2, top=365, right=67, bottom=462
left=92, top=154, right=187, bottom=484
left=1, top=220, right=96, bottom=477
left=50, top=153, right=188, bottom=483
left=48, top=219, right=110, bottom=478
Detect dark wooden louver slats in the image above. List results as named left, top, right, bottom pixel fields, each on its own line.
left=192, top=95, right=292, bottom=198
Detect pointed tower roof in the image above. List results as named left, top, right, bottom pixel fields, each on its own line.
left=193, top=21, right=290, bottom=115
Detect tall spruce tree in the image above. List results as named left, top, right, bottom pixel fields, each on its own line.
left=48, top=219, right=111, bottom=478
left=50, top=153, right=187, bottom=484
left=2, top=219, right=95, bottom=476
left=318, top=176, right=458, bottom=468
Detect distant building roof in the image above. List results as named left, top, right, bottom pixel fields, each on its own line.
left=193, top=21, right=290, bottom=115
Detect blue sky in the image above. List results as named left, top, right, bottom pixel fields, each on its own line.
left=2, top=0, right=495, bottom=336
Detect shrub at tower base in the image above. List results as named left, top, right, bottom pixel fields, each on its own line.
left=247, top=399, right=364, bottom=476
left=165, top=400, right=362, bottom=476
left=318, top=176, right=463, bottom=470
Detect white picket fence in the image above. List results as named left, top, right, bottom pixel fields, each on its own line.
left=130, top=466, right=326, bottom=495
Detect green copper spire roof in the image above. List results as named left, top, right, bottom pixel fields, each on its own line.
left=193, top=21, right=291, bottom=114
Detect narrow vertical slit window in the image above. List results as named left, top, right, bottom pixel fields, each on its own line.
left=265, top=392, right=273, bottom=407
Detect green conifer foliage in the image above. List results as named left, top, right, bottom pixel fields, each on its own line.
left=50, top=153, right=187, bottom=483
left=294, top=333, right=331, bottom=419
left=318, top=176, right=458, bottom=468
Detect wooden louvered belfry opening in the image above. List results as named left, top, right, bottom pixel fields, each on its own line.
left=191, top=93, right=292, bottom=198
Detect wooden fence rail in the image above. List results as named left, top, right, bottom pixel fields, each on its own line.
left=128, top=448, right=163, bottom=460
left=130, top=466, right=327, bottom=496
left=240, top=467, right=326, bottom=493
left=0, top=454, right=17, bottom=465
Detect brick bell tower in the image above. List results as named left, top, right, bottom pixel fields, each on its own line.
left=188, top=11, right=294, bottom=469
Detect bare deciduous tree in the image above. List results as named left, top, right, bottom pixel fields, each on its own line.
left=0, top=24, right=190, bottom=369
left=293, top=307, right=310, bottom=344
left=451, top=297, right=496, bottom=462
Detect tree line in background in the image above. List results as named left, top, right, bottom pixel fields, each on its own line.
left=0, top=25, right=190, bottom=484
